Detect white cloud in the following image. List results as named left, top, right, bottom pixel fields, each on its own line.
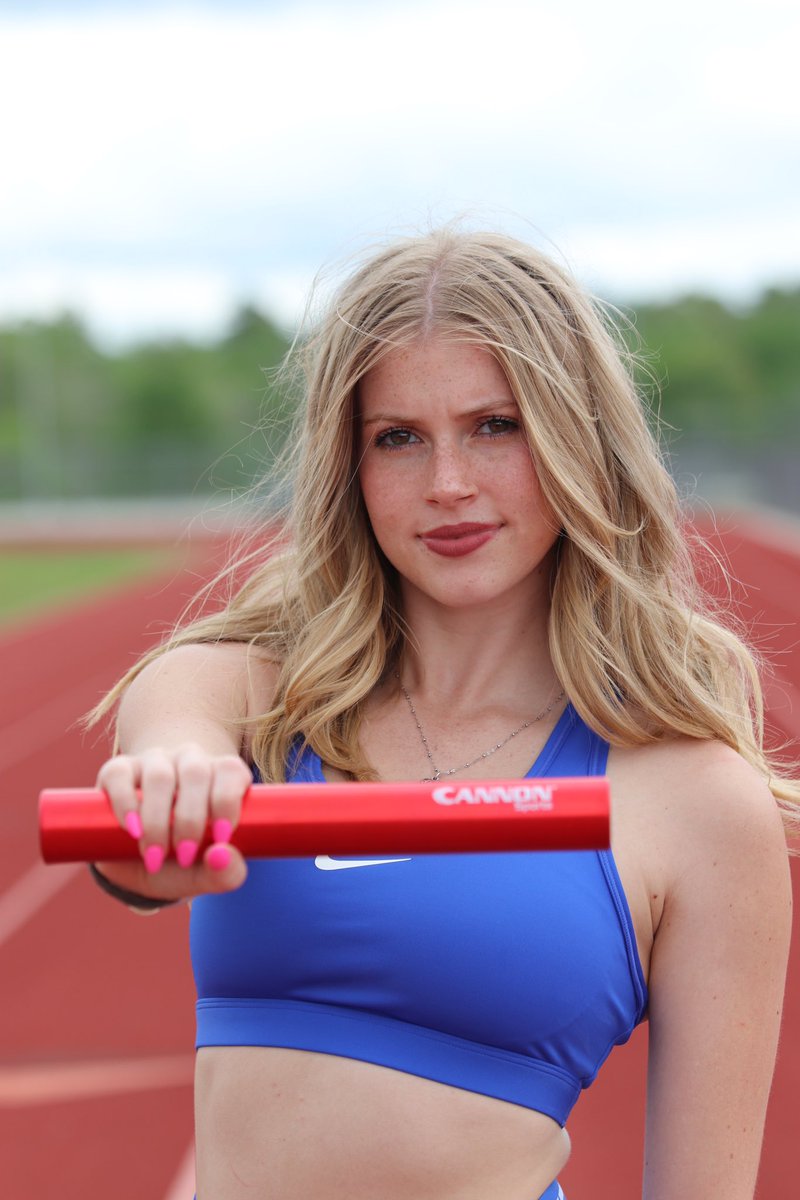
left=0, top=263, right=237, bottom=346
left=561, top=209, right=800, bottom=303
left=0, top=0, right=798, bottom=339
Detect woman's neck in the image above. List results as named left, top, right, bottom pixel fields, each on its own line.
left=397, top=579, right=556, bottom=717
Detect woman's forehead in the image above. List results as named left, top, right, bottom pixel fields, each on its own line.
left=359, top=339, right=510, bottom=405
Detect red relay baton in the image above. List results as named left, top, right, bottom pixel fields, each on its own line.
left=39, top=777, right=609, bottom=864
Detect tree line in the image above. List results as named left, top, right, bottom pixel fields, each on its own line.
left=0, top=288, right=797, bottom=502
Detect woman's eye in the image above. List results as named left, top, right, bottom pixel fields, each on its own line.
left=375, top=427, right=420, bottom=449
left=478, top=416, right=519, bottom=436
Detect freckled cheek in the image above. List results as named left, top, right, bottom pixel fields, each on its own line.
left=358, top=466, right=410, bottom=539
left=503, top=448, right=554, bottom=512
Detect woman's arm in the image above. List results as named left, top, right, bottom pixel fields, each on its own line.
left=92, top=641, right=278, bottom=908
left=644, top=741, right=792, bottom=1199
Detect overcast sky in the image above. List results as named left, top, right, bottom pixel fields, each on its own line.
left=1, top=0, right=798, bottom=346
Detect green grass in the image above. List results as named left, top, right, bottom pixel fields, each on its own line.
left=0, top=547, right=171, bottom=626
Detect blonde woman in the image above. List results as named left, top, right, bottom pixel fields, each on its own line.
left=88, top=229, right=796, bottom=1200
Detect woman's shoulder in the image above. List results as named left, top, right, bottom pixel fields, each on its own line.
left=609, top=735, right=790, bottom=980
left=131, top=638, right=279, bottom=686
left=610, top=734, right=787, bottom=879
left=120, top=641, right=281, bottom=736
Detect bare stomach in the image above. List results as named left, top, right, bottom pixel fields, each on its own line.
left=194, top=1047, right=570, bottom=1200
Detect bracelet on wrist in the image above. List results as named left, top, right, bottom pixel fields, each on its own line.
left=88, top=862, right=177, bottom=912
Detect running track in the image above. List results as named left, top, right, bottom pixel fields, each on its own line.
left=2, top=515, right=798, bottom=1199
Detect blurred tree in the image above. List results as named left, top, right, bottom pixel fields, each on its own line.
left=739, top=288, right=800, bottom=433
left=631, top=296, right=763, bottom=441
left=0, top=290, right=797, bottom=502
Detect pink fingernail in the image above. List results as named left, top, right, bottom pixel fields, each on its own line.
left=176, top=840, right=199, bottom=868
left=125, top=811, right=143, bottom=839
left=212, top=819, right=232, bottom=844
left=207, top=844, right=231, bottom=872
left=143, top=845, right=165, bottom=874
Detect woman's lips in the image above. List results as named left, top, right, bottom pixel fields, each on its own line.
left=420, top=523, right=500, bottom=558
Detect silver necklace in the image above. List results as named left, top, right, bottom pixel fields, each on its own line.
left=396, top=675, right=565, bottom=783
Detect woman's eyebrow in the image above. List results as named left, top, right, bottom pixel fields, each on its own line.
left=360, top=413, right=406, bottom=428
left=361, top=400, right=518, bottom=428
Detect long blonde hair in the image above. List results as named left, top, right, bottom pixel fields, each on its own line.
left=90, top=227, right=800, bottom=832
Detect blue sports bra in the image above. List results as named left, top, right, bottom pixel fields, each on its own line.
left=190, top=702, right=648, bottom=1127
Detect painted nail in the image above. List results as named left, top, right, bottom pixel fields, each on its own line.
left=125, top=811, right=143, bottom=839
left=176, top=839, right=199, bottom=869
left=143, top=845, right=165, bottom=875
left=207, top=844, right=231, bottom=872
left=212, top=819, right=233, bottom=844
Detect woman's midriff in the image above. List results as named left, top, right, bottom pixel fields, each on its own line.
left=194, top=1046, right=570, bottom=1200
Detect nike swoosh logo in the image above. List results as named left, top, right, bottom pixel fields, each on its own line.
left=314, top=855, right=412, bottom=871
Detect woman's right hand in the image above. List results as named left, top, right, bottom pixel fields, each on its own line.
left=92, top=743, right=252, bottom=904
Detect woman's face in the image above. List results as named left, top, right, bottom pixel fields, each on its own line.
left=357, top=337, right=560, bottom=613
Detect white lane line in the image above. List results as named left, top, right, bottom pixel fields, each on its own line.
left=0, top=669, right=120, bottom=946
left=0, top=667, right=117, bottom=775
left=0, top=860, right=82, bottom=949
left=163, top=1142, right=196, bottom=1200
left=0, top=1054, right=194, bottom=1106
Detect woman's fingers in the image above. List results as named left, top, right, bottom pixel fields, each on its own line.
left=170, top=746, right=214, bottom=867
left=209, top=755, right=253, bottom=841
left=96, top=755, right=143, bottom=840
left=138, top=749, right=181, bottom=872
left=197, top=842, right=248, bottom=892
left=96, top=745, right=253, bottom=875
left=169, top=750, right=252, bottom=863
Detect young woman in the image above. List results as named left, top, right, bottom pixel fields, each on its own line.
left=88, top=229, right=796, bottom=1200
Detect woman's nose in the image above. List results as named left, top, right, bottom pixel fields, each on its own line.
left=425, top=442, right=478, bottom=504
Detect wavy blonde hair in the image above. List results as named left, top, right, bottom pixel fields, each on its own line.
left=90, top=227, right=800, bottom=832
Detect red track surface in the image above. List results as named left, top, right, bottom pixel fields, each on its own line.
left=2, top=516, right=798, bottom=1199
